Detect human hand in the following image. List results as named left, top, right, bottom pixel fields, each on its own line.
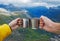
left=40, top=16, right=60, bottom=34
left=9, top=18, right=23, bottom=30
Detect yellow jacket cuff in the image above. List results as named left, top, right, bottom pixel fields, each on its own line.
left=0, top=24, right=12, bottom=41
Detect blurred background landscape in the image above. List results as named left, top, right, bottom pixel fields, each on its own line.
left=0, top=0, right=60, bottom=41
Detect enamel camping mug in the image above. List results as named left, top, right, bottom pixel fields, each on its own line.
left=20, top=18, right=40, bottom=29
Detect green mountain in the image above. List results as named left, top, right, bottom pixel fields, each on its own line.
left=0, top=9, right=52, bottom=41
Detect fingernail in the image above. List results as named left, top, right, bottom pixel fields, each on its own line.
left=40, top=15, right=44, bottom=18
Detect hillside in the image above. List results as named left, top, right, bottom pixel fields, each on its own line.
left=0, top=8, right=59, bottom=41
left=0, top=11, right=52, bottom=41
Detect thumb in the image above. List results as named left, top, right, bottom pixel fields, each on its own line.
left=15, top=18, right=21, bottom=22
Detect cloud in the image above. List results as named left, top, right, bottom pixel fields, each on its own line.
left=0, top=8, right=20, bottom=16
left=17, top=2, right=57, bottom=8
left=37, top=0, right=60, bottom=5
left=0, top=0, right=32, bottom=5
left=0, top=8, right=11, bottom=16
left=0, top=0, right=60, bottom=8
left=0, top=8, right=8, bottom=12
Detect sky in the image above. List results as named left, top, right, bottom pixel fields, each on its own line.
left=0, top=0, right=60, bottom=8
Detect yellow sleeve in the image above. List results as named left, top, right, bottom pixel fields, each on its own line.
left=0, top=24, right=12, bottom=41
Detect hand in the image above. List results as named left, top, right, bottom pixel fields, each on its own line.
left=9, top=18, right=23, bottom=30
left=40, top=16, right=60, bottom=34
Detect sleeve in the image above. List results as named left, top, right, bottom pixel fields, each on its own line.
left=0, top=24, right=12, bottom=41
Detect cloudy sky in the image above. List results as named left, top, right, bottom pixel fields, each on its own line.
left=0, top=0, right=60, bottom=7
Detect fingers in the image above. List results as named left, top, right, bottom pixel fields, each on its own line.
left=17, top=18, right=23, bottom=26
left=40, top=18, right=45, bottom=29
left=40, top=16, right=56, bottom=33
left=14, top=18, right=23, bottom=26
left=40, top=16, right=53, bottom=30
left=40, top=17, right=51, bottom=31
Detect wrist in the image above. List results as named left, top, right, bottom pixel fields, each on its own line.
left=55, top=23, right=60, bottom=27
left=9, top=24, right=13, bottom=31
